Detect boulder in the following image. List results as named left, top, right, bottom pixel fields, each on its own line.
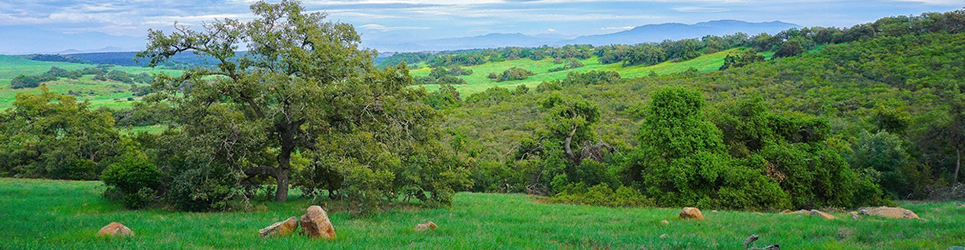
left=809, top=209, right=836, bottom=220
left=414, top=221, right=438, bottom=232
left=258, top=217, right=298, bottom=239
left=858, top=206, right=920, bottom=220
left=679, top=207, right=704, bottom=220
left=97, top=222, right=133, bottom=237
left=300, top=205, right=336, bottom=239
left=659, top=220, right=669, bottom=225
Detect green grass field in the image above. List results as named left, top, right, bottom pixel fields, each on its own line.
left=411, top=48, right=748, bottom=94
left=0, top=55, right=180, bottom=110
left=2, top=178, right=962, bottom=249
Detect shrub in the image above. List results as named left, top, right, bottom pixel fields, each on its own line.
left=101, top=153, right=161, bottom=209
left=489, top=67, right=535, bottom=82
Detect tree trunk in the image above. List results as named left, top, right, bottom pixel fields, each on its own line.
left=274, top=166, right=290, bottom=202
left=564, top=124, right=580, bottom=165
left=955, top=147, right=961, bottom=185
left=274, top=122, right=296, bottom=202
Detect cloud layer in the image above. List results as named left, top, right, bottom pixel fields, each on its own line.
left=0, top=0, right=961, bottom=53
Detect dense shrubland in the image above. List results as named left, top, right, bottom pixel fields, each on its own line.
left=3, top=7, right=964, bottom=214
left=436, top=16, right=965, bottom=209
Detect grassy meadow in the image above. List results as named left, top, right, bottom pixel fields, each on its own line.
left=2, top=177, right=962, bottom=249
left=411, top=48, right=748, bottom=94
left=0, top=55, right=180, bottom=110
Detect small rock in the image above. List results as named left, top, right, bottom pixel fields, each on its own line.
left=744, top=234, right=759, bottom=248
left=659, top=220, right=669, bottom=225
left=957, top=204, right=965, bottom=209
left=753, top=212, right=764, bottom=215
left=946, top=246, right=965, bottom=250
left=858, top=206, right=921, bottom=220
left=764, top=244, right=781, bottom=250
left=258, top=217, right=298, bottom=239
left=97, top=222, right=133, bottom=237
left=414, top=221, right=438, bottom=232
left=300, top=205, right=336, bottom=239
left=849, top=211, right=861, bottom=220
left=780, top=209, right=808, bottom=215
left=679, top=207, right=704, bottom=220
left=809, top=209, right=836, bottom=220
left=659, top=234, right=667, bottom=238
left=711, top=210, right=718, bottom=213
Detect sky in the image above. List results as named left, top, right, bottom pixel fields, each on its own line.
left=0, top=0, right=963, bottom=54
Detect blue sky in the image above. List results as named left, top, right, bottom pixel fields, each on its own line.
left=0, top=0, right=962, bottom=54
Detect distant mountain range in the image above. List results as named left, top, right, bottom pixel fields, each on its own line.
left=0, top=27, right=143, bottom=55
left=366, top=20, right=799, bottom=52
left=563, top=20, right=799, bottom=46
left=2, top=20, right=798, bottom=55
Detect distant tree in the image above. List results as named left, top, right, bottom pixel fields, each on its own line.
left=773, top=40, right=805, bottom=58
left=719, top=49, right=764, bottom=71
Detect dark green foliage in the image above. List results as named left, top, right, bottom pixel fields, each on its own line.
left=773, top=40, right=805, bottom=58
left=28, top=54, right=90, bottom=64
left=634, top=87, right=791, bottom=209
left=624, top=45, right=666, bottom=66
left=0, top=88, right=124, bottom=180
left=871, top=105, right=911, bottom=135
left=547, top=58, right=585, bottom=72
left=559, top=71, right=622, bottom=86
left=719, top=49, right=764, bottom=71
left=10, top=74, right=51, bottom=89
left=426, top=84, right=463, bottom=109
left=102, top=153, right=160, bottom=209
left=851, top=131, right=924, bottom=198
left=489, top=67, right=536, bottom=82
left=113, top=102, right=172, bottom=127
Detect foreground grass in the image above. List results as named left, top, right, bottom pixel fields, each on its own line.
left=1, top=178, right=963, bottom=249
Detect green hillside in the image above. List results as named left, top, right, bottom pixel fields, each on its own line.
left=411, top=48, right=747, bottom=94
left=0, top=55, right=180, bottom=110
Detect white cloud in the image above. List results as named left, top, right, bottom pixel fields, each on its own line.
left=600, top=26, right=635, bottom=31
left=359, top=23, right=430, bottom=32
left=673, top=7, right=729, bottom=13
left=547, top=28, right=556, bottom=32
left=889, top=0, right=963, bottom=5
